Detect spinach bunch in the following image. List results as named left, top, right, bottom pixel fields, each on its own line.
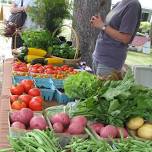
left=51, top=43, right=77, bottom=59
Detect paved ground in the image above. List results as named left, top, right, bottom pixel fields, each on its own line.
left=0, top=22, right=12, bottom=95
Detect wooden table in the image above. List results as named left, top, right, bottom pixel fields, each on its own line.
left=0, top=58, right=13, bottom=148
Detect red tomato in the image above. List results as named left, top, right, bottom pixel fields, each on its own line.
left=37, top=67, right=44, bottom=73
left=44, top=64, right=53, bottom=69
left=63, top=67, right=69, bottom=71
left=28, top=88, right=41, bottom=96
left=68, top=67, right=74, bottom=72
left=44, top=68, right=54, bottom=74
left=56, top=67, right=61, bottom=71
left=30, top=96, right=43, bottom=104
left=11, top=100, right=27, bottom=110
left=18, top=94, right=32, bottom=107
left=21, top=79, right=34, bottom=86
left=29, top=99, right=43, bottom=111
left=10, top=95, right=19, bottom=103
left=30, top=67, right=38, bottom=73
left=10, top=84, right=25, bottom=95
left=18, top=66, right=28, bottom=72
left=21, top=80, right=34, bottom=93
left=62, top=65, right=69, bottom=68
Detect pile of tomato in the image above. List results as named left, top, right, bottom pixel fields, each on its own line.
left=12, top=62, right=78, bottom=79
left=10, top=80, right=43, bottom=111
left=29, top=64, right=78, bottom=79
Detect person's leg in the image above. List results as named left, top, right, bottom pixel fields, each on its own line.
left=11, top=34, right=23, bottom=49
left=92, top=60, right=97, bottom=74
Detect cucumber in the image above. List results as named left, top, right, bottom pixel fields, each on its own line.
left=31, top=58, right=47, bottom=65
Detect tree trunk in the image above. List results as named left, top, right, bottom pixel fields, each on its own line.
left=73, top=0, right=111, bottom=66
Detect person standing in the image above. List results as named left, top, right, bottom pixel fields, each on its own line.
left=10, top=0, right=36, bottom=49
left=90, top=0, right=141, bottom=77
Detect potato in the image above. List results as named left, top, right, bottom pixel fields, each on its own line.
left=127, top=117, right=144, bottom=130
left=137, top=124, right=152, bottom=140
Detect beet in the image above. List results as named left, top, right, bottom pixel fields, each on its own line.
left=117, top=127, right=128, bottom=138
left=67, top=123, right=85, bottom=135
left=10, top=111, right=21, bottom=123
left=30, top=116, right=47, bottom=130
left=71, top=116, right=87, bottom=127
left=19, top=108, right=33, bottom=125
left=53, top=122, right=64, bottom=133
left=100, top=125, right=117, bottom=138
left=50, top=112, right=70, bottom=127
left=91, top=123, right=104, bottom=134
left=11, top=121, right=26, bottom=129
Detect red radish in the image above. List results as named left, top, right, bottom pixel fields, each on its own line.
left=91, top=123, right=104, bottom=134
left=53, top=122, right=64, bottom=133
left=68, top=123, right=85, bottom=135
left=71, top=116, right=87, bottom=127
left=11, top=121, right=26, bottom=129
left=100, top=125, right=117, bottom=138
left=30, top=116, right=47, bottom=130
left=50, top=112, right=70, bottom=127
left=19, top=108, right=33, bottom=125
left=117, top=127, right=128, bottom=138
left=10, top=111, right=21, bottom=123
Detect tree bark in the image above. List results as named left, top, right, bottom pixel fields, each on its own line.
left=73, top=0, right=111, bottom=66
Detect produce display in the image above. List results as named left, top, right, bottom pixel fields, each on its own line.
left=29, top=64, right=78, bottom=79
left=10, top=80, right=43, bottom=111
left=127, top=117, right=152, bottom=140
left=12, top=61, right=78, bottom=79
left=6, top=129, right=62, bottom=152
left=2, top=50, right=152, bottom=152
left=64, top=70, right=152, bottom=127
left=89, top=122, right=128, bottom=139
left=48, top=112, right=88, bottom=135
left=19, top=30, right=80, bottom=63
left=10, top=108, right=47, bottom=130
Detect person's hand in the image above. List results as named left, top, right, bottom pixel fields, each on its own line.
left=18, top=7, right=25, bottom=12
left=90, top=15, right=104, bottom=29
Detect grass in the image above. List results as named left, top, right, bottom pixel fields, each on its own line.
left=126, top=51, right=152, bottom=66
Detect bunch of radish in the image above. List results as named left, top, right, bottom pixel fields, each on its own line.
left=90, top=122, right=128, bottom=139
left=10, top=108, right=47, bottom=130
left=50, top=112, right=87, bottom=135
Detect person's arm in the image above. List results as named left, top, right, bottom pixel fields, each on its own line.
left=10, top=1, right=26, bottom=13
left=90, top=2, right=141, bottom=45
left=90, top=16, right=132, bottom=44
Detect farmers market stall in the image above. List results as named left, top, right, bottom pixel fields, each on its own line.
left=1, top=28, right=152, bottom=151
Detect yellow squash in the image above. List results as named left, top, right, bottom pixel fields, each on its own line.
left=24, top=55, right=44, bottom=63
left=28, top=48, right=47, bottom=57
left=45, top=57, right=64, bottom=64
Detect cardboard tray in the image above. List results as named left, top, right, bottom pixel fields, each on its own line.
left=87, top=121, right=129, bottom=142
left=44, top=105, right=88, bottom=139
left=8, top=112, right=45, bottom=138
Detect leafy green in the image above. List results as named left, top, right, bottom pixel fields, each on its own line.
left=51, top=43, right=77, bottom=59
left=64, top=71, right=103, bottom=99
left=70, top=70, right=152, bottom=127
left=21, top=30, right=55, bottom=50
